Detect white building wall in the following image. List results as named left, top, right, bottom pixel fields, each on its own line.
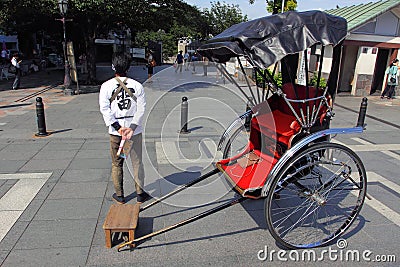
left=321, top=45, right=333, bottom=74
left=352, top=46, right=378, bottom=95
left=375, top=11, right=399, bottom=36
left=355, top=47, right=377, bottom=75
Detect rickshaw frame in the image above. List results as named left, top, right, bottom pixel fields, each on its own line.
left=117, top=10, right=368, bottom=251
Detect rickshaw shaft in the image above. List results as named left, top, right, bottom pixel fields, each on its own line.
left=118, top=196, right=248, bottom=251
left=139, top=168, right=220, bottom=212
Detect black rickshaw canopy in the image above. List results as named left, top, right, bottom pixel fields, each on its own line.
left=197, top=10, right=347, bottom=69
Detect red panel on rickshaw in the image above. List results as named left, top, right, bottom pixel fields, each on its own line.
left=253, top=110, right=300, bottom=137
left=217, top=150, right=278, bottom=190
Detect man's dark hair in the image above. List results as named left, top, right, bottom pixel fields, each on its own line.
left=112, top=52, right=132, bottom=75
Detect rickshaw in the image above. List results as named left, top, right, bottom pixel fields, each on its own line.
left=118, top=10, right=368, bottom=251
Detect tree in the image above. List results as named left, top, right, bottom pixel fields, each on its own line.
left=249, top=0, right=297, bottom=14
left=133, top=1, right=207, bottom=58
left=202, top=1, right=248, bottom=36
left=0, top=0, right=213, bottom=83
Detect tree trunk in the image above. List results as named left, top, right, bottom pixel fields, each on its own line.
left=84, top=34, right=97, bottom=84
left=82, top=18, right=98, bottom=85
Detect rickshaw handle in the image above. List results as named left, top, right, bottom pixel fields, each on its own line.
left=139, top=168, right=220, bottom=212
left=117, top=196, right=248, bottom=252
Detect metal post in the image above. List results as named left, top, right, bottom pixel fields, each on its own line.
left=180, top=96, right=190, bottom=134
left=35, top=97, right=50, bottom=136
left=62, top=17, right=72, bottom=95
left=356, top=97, right=368, bottom=128
left=244, top=97, right=253, bottom=132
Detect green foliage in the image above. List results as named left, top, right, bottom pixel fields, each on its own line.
left=310, top=74, right=327, bottom=88
left=256, top=69, right=327, bottom=89
left=257, top=68, right=282, bottom=87
left=265, top=0, right=298, bottom=13
left=202, top=1, right=248, bottom=36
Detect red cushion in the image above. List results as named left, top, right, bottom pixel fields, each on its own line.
left=217, top=150, right=278, bottom=190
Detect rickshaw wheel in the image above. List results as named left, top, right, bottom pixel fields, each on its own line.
left=222, top=125, right=249, bottom=159
left=265, top=142, right=367, bottom=249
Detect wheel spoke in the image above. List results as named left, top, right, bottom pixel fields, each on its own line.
left=266, top=143, right=366, bottom=249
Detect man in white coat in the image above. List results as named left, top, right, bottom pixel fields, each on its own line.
left=99, top=52, right=150, bottom=204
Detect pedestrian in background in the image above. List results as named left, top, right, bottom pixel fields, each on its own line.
left=184, top=51, right=189, bottom=71
left=381, top=58, right=399, bottom=99
left=175, top=50, right=184, bottom=73
left=202, top=56, right=209, bottom=76
left=191, top=52, right=198, bottom=73
left=146, top=50, right=155, bottom=82
left=1, top=49, right=7, bottom=65
left=11, top=53, right=22, bottom=90
left=99, top=52, right=151, bottom=204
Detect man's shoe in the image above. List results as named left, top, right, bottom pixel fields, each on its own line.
left=137, top=192, right=151, bottom=203
left=112, top=193, right=125, bottom=204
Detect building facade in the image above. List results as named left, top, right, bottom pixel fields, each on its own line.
left=327, top=0, right=400, bottom=96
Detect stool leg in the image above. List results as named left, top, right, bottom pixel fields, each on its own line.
left=105, top=230, right=112, bottom=248
left=128, top=230, right=136, bottom=248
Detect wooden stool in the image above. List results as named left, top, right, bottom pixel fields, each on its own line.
left=103, top=203, right=140, bottom=248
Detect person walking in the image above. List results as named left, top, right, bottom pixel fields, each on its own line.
left=146, top=50, right=155, bottom=82
left=184, top=51, right=190, bottom=71
left=175, top=50, right=184, bottom=73
left=1, top=49, right=7, bottom=65
left=191, top=52, right=198, bottom=73
left=99, top=52, right=151, bottom=204
left=11, top=53, right=22, bottom=90
left=381, top=58, right=399, bottom=99
left=202, top=56, right=209, bottom=76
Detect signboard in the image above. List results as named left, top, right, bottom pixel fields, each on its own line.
left=95, top=39, right=115, bottom=44
left=130, top=47, right=146, bottom=59
left=297, top=49, right=311, bottom=86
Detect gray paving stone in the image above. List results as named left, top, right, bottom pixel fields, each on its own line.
left=0, top=143, right=46, bottom=152
left=0, top=180, right=16, bottom=198
left=45, top=169, right=63, bottom=183
left=60, top=169, right=110, bottom=183
left=0, top=150, right=37, bottom=161
left=0, top=160, right=27, bottom=173
left=68, top=158, right=110, bottom=170
left=32, top=149, right=77, bottom=160
left=163, top=254, right=241, bottom=267
left=48, top=181, right=107, bottom=199
left=2, top=246, right=89, bottom=267
left=19, top=159, right=72, bottom=171
left=87, top=242, right=169, bottom=266
left=42, top=142, right=83, bottom=151
left=18, top=198, right=45, bottom=222
left=74, top=149, right=110, bottom=159
left=81, top=140, right=110, bottom=150
left=34, top=198, right=103, bottom=220
left=34, top=182, right=56, bottom=200
left=0, top=250, right=9, bottom=266
left=0, top=221, right=30, bottom=251
left=14, top=219, right=97, bottom=249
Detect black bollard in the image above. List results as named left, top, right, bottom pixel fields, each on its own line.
left=244, top=97, right=253, bottom=132
left=180, top=96, right=190, bottom=134
left=35, top=97, right=49, bottom=136
left=356, top=97, right=368, bottom=128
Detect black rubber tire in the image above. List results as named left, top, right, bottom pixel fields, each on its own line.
left=265, top=142, right=367, bottom=249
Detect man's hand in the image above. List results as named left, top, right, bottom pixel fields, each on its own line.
left=118, top=127, right=133, bottom=140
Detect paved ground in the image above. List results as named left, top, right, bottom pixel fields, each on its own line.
left=0, top=64, right=399, bottom=266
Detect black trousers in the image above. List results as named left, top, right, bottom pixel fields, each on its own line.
left=12, top=69, right=21, bottom=90
left=381, top=84, right=396, bottom=98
